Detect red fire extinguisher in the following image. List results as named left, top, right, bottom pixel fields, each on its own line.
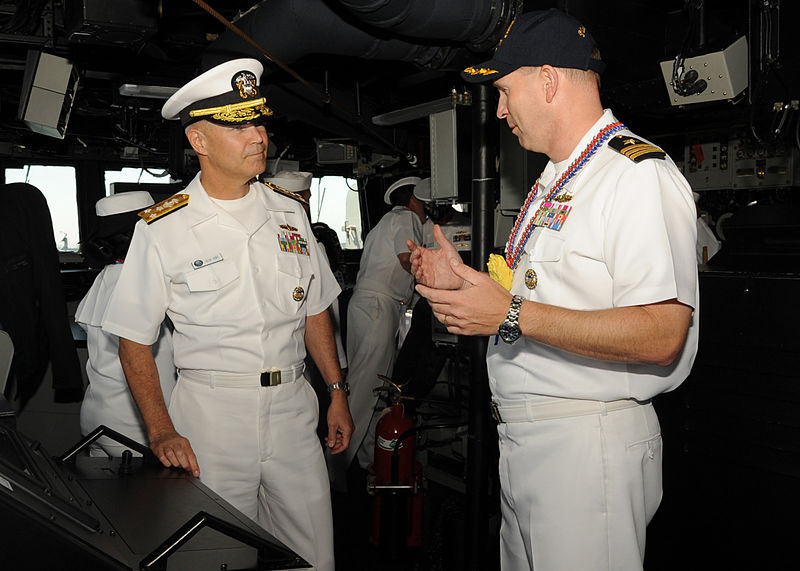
left=369, top=378, right=423, bottom=552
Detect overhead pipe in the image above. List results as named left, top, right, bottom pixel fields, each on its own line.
left=336, top=0, right=507, bottom=49
left=200, top=0, right=518, bottom=159
left=206, top=0, right=438, bottom=71
left=205, top=0, right=517, bottom=71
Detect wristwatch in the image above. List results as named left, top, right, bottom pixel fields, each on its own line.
left=327, top=381, right=350, bottom=395
left=498, top=295, right=524, bottom=344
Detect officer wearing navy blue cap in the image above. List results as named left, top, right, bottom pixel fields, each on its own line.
left=103, top=58, right=352, bottom=571
left=410, top=9, right=698, bottom=571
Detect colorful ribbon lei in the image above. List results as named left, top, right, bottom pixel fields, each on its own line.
left=504, top=122, right=626, bottom=270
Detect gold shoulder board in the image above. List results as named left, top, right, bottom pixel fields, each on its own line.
left=608, top=135, right=666, bottom=162
left=264, top=181, right=309, bottom=205
left=138, top=194, right=189, bottom=224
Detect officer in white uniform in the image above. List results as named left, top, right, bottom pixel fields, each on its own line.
left=264, top=170, right=347, bottom=370
left=330, top=176, right=429, bottom=488
left=410, top=10, right=698, bottom=571
left=77, top=191, right=176, bottom=457
left=102, top=59, right=353, bottom=571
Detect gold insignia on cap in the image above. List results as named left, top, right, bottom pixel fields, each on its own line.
left=233, top=70, right=258, bottom=99
left=463, top=66, right=500, bottom=76
left=292, top=286, right=305, bottom=301
left=138, top=194, right=189, bottom=224
left=279, top=224, right=298, bottom=231
left=189, top=98, right=273, bottom=123
left=497, top=18, right=515, bottom=48
left=578, top=26, right=587, bottom=38
left=524, top=269, right=538, bottom=290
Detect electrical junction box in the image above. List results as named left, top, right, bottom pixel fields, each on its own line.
left=429, top=106, right=472, bottom=203
left=660, top=35, right=748, bottom=106
left=65, top=0, right=157, bottom=46
left=684, top=138, right=800, bottom=190
left=683, top=139, right=731, bottom=190
left=729, top=139, right=800, bottom=189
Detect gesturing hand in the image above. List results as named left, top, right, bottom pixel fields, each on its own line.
left=407, top=224, right=467, bottom=291
left=417, top=257, right=513, bottom=337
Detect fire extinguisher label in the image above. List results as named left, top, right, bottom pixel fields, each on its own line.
left=377, top=436, right=403, bottom=451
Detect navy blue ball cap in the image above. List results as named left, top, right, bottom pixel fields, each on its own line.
left=461, top=9, right=605, bottom=83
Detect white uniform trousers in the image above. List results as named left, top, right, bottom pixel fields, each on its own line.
left=170, top=371, right=334, bottom=571
left=497, top=401, right=663, bottom=571
left=333, top=290, right=401, bottom=480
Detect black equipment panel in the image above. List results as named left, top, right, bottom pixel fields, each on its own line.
left=0, top=424, right=310, bottom=571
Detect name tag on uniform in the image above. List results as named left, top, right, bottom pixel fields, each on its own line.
left=192, top=253, right=223, bottom=269
left=532, top=201, right=572, bottom=231
left=278, top=230, right=310, bottom=256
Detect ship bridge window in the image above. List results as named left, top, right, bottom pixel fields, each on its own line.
left=309, top=176, right=362, bottom=250
left=103, top=167, right=172, bottom=195
left=5, top=165, right=79, bottom=252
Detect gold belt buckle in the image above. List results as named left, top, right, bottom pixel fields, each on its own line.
left=260, top=370, right=282, bottom=387
left=490, top=400, right=503, bottom=423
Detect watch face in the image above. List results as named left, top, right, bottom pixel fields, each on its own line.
left=498, top=321, right=521, bottom=343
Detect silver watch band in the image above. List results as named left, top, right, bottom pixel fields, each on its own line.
left=328, top=381, right=349, bottom=393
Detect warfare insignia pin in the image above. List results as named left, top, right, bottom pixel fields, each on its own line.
left=525, top=269, right=538, bottom=290
left=292, top=286, right=305, bottom=301
left=279, top=224, right=298, bottom=232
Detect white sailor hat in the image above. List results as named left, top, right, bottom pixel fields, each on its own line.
left=265, top=171, right=313, bottom=193
left=384, top=176, right=422, bottom=205
left=161, top=58, right=273, bottom=127
left=95, top=191, right=155, bottom=217
left=413, top=177, right=432, bottom=203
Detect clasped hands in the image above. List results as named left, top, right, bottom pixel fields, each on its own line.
left=407, top=224, right=512, bottom=336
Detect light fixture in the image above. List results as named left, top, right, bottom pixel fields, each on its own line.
left=118, top=84, right=179, bottom=99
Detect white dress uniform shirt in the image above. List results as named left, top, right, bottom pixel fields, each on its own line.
left=102, top=173, right=340, bottom=571
left=488, top=109, right=699, bottom=404
left=102, top=172, right=340, bottom=372
left=76, top=263, right=175, bottom=456
left=488, top=110, right=699, bottom=571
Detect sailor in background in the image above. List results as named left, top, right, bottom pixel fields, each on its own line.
left=265, top=170, right=348, bottom=374
left=331, top=176, right=429, bottom=490
left=102, top=59, right=352, bottom=571
left=77, top=191, right=176, bottom=457
left=265, top=170, right=348, bottom=448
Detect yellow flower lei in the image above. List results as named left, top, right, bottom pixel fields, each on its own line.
left=487, top=254, right=513, bottom=291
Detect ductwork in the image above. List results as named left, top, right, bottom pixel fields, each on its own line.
left=335, top=0, right=513, bottom=50
left=203, top=0, right=519, bottom=73
left=200, top=0, right=519, bottom=157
